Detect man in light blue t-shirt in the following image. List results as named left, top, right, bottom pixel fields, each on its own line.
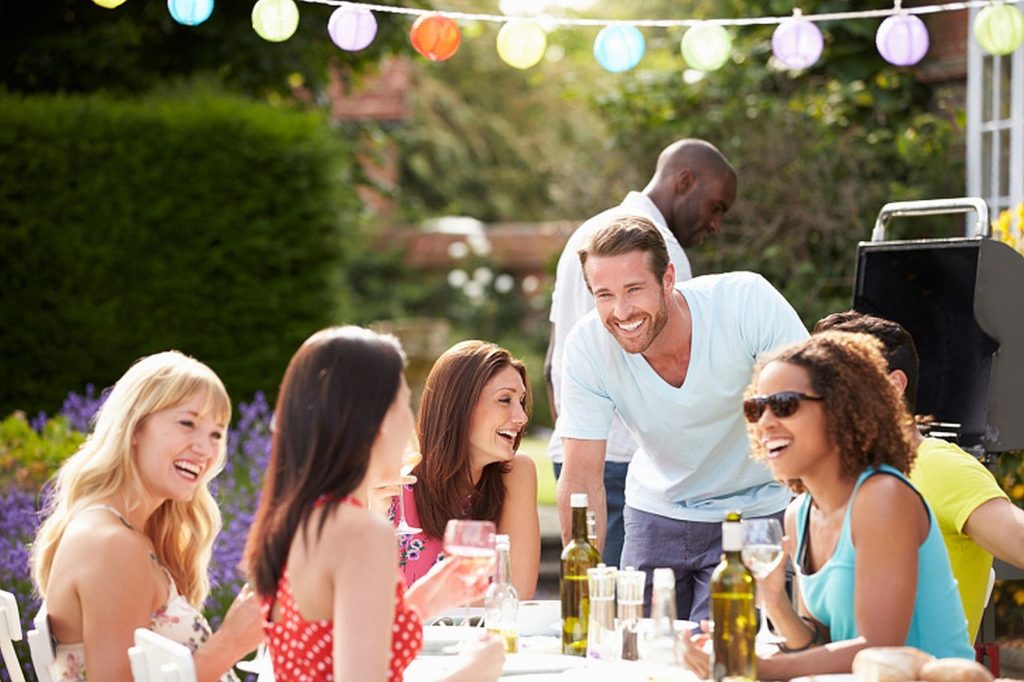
left=556, top=216, right=807, bottom=620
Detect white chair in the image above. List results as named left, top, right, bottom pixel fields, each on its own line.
left=0, top=590, right=27, bottom=682
left=128, top=628, right=196, bottom=682
left=26, top=604, right=55, bottom=682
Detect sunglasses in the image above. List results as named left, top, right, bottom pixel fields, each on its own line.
left=743, top=391, right=824, bottom=423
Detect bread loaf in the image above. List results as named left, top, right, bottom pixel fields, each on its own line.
left=852, top=646, right=935, bottom=682
left=919, top=658, right=993, bottom=682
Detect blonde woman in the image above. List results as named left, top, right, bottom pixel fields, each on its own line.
left=31, top=351, right=263, bottom=682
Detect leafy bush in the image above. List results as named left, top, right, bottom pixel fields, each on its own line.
left=0, top=91, right=364, bottom=418
left=0, top=388, right=271, bottom=682
left=0, top=414, right=84, bottom=492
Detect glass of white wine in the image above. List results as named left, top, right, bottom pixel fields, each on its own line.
left=394, top=450, right=422, bottom=536
left=741, top=517, right=785, bottom=644
left=443, top=519, right=496, bottom=625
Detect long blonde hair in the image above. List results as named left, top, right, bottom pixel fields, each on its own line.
left=31, top=351, right=231, bottom=607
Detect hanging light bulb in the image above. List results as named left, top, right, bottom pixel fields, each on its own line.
left=93, top=0, right=127, bottom=7
left=680, top=22, right=732, bottom=72
left=876, top=4, right=929, bottom=66
left=328, top=6, right=378, bottom=51
left=410, top=13, right=462, bottom=62
left=168, top=0, right=214, bottom=26
left=252, top=0, right=300, bottom=43
left=593, top=25, right=646, bottom=73
left=973, top=3, right=1024, bottom=56
left=772, top=10, right=824, bottom=70
left=496, top=20, right=547, bottom=69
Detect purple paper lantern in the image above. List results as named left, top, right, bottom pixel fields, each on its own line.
left=772, top=16, right=823, bottom=70
left=876, top=13, right=929, bottom=66
left=328, top=6, right=378, bottom=52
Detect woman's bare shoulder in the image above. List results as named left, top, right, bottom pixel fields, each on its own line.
left=505, top=452, right=538, bottom=479
left=53, top=512, right=160, bottom=599
left=316, top=503, right=395, bottom=555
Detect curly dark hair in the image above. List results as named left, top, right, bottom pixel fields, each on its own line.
left=746, top=331, right=915, bottom=491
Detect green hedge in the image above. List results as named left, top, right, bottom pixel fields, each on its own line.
left=0, top=93, right=363, bottom=416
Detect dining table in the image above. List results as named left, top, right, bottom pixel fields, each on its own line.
left=240, top=600, right=780, bottom=681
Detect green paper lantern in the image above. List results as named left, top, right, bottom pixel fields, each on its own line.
left=93, top=0, right=128, bottom=7
left=974, top=3, right=1024, bottom=56
left=252, top=0, right=300, bottom=43
left=681, top=23, right=732, bottom=72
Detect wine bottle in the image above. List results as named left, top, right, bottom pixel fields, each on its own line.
left=484, top=534, right=519, bottom=653
left=561, top=493, right=601, bottom=656
left=711, top=510, right=757, bottom=681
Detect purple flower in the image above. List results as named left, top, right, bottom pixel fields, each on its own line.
left=59, top=383, right=109, bottom=433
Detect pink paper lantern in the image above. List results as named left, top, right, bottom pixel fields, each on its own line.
left=772, top=16, right=823, bottom=70
left=328, top=6, right=377, bottom=52
left=876, top=13, right=929, bottom=66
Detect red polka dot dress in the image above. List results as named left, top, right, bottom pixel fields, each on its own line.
left=261, top=497, right=424, bottom=681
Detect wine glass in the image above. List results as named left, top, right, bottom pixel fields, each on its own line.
left=443, top=519, right=496, bottom=625
left=394, top=450, right=422, bottom=536
left=741, top=517, right=785, bottom=644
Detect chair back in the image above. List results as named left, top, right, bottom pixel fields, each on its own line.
left=27, top=604, right=55, bottom=682
left=128, top=628, right=196, bottom=682
left=0, top=590, right=27, bottom=682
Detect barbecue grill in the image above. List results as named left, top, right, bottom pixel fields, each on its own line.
left=853, top=197, right=1024, bottom=456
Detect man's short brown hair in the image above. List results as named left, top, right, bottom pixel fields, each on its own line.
left=577, top=215, right=670, bottom=291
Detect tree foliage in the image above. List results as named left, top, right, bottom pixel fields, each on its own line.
left=0, top=0, right=419, bottom=96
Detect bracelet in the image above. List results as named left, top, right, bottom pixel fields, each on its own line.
left=777, top=617, right=823, bottom=653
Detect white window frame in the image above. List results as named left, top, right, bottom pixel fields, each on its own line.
left=966, top=7, right=1024, bottom=229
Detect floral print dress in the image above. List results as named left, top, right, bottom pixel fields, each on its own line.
left=392, top=486, right=447, bottom=586
left=48, top=573, right=238, bottom=682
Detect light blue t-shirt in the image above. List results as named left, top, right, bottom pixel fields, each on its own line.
left=559, top=272, right=808, bottom=522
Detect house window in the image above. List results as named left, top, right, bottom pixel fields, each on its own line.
left=967, top=8, right=1024, bottom=227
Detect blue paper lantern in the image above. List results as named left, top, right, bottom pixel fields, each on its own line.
left=772, top=15, right=823, bottom=70
left=593, top=25, right=646, bottom=73
left=168, top=0, right=214, bottom=26
left=328, top=6, right=378, bottom=51
left=876, top=13, right=929, bottom=66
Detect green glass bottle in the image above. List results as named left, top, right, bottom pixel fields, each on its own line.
left=561, top=493, right=602, bottom=656
left=711, top=510, right=757, bottom=681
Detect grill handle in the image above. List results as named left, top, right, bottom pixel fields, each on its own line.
left=871, top=197, right=990, bottom=242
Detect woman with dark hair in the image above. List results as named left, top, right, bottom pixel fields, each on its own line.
left=244, top=326, right=503, bottom=682
left=683, top=331, right=973, bottom=680
left=397, top=340, right=541, bottom=599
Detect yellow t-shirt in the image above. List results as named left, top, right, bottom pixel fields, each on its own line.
left=910, top=438, right=1009, bottom=641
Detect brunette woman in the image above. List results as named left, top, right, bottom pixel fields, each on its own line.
left=245, top=326, right=503, bottom=682
left=683, top=331, right=973, bottom=680
left=397, top=340, right=541, bottom=599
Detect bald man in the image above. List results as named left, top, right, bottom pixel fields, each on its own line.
left=545, top=139, right=738, bottom=567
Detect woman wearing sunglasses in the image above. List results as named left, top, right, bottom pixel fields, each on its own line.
left=683, top=331, right=972, bottom=680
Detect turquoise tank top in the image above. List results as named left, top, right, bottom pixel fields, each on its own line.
left=794, top=464, right=973, bottom=659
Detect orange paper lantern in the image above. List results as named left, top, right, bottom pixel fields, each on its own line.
left=410, top=13, right=461, bottom=62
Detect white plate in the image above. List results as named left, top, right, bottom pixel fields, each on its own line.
left=420, top=626, right=482, bottom=655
